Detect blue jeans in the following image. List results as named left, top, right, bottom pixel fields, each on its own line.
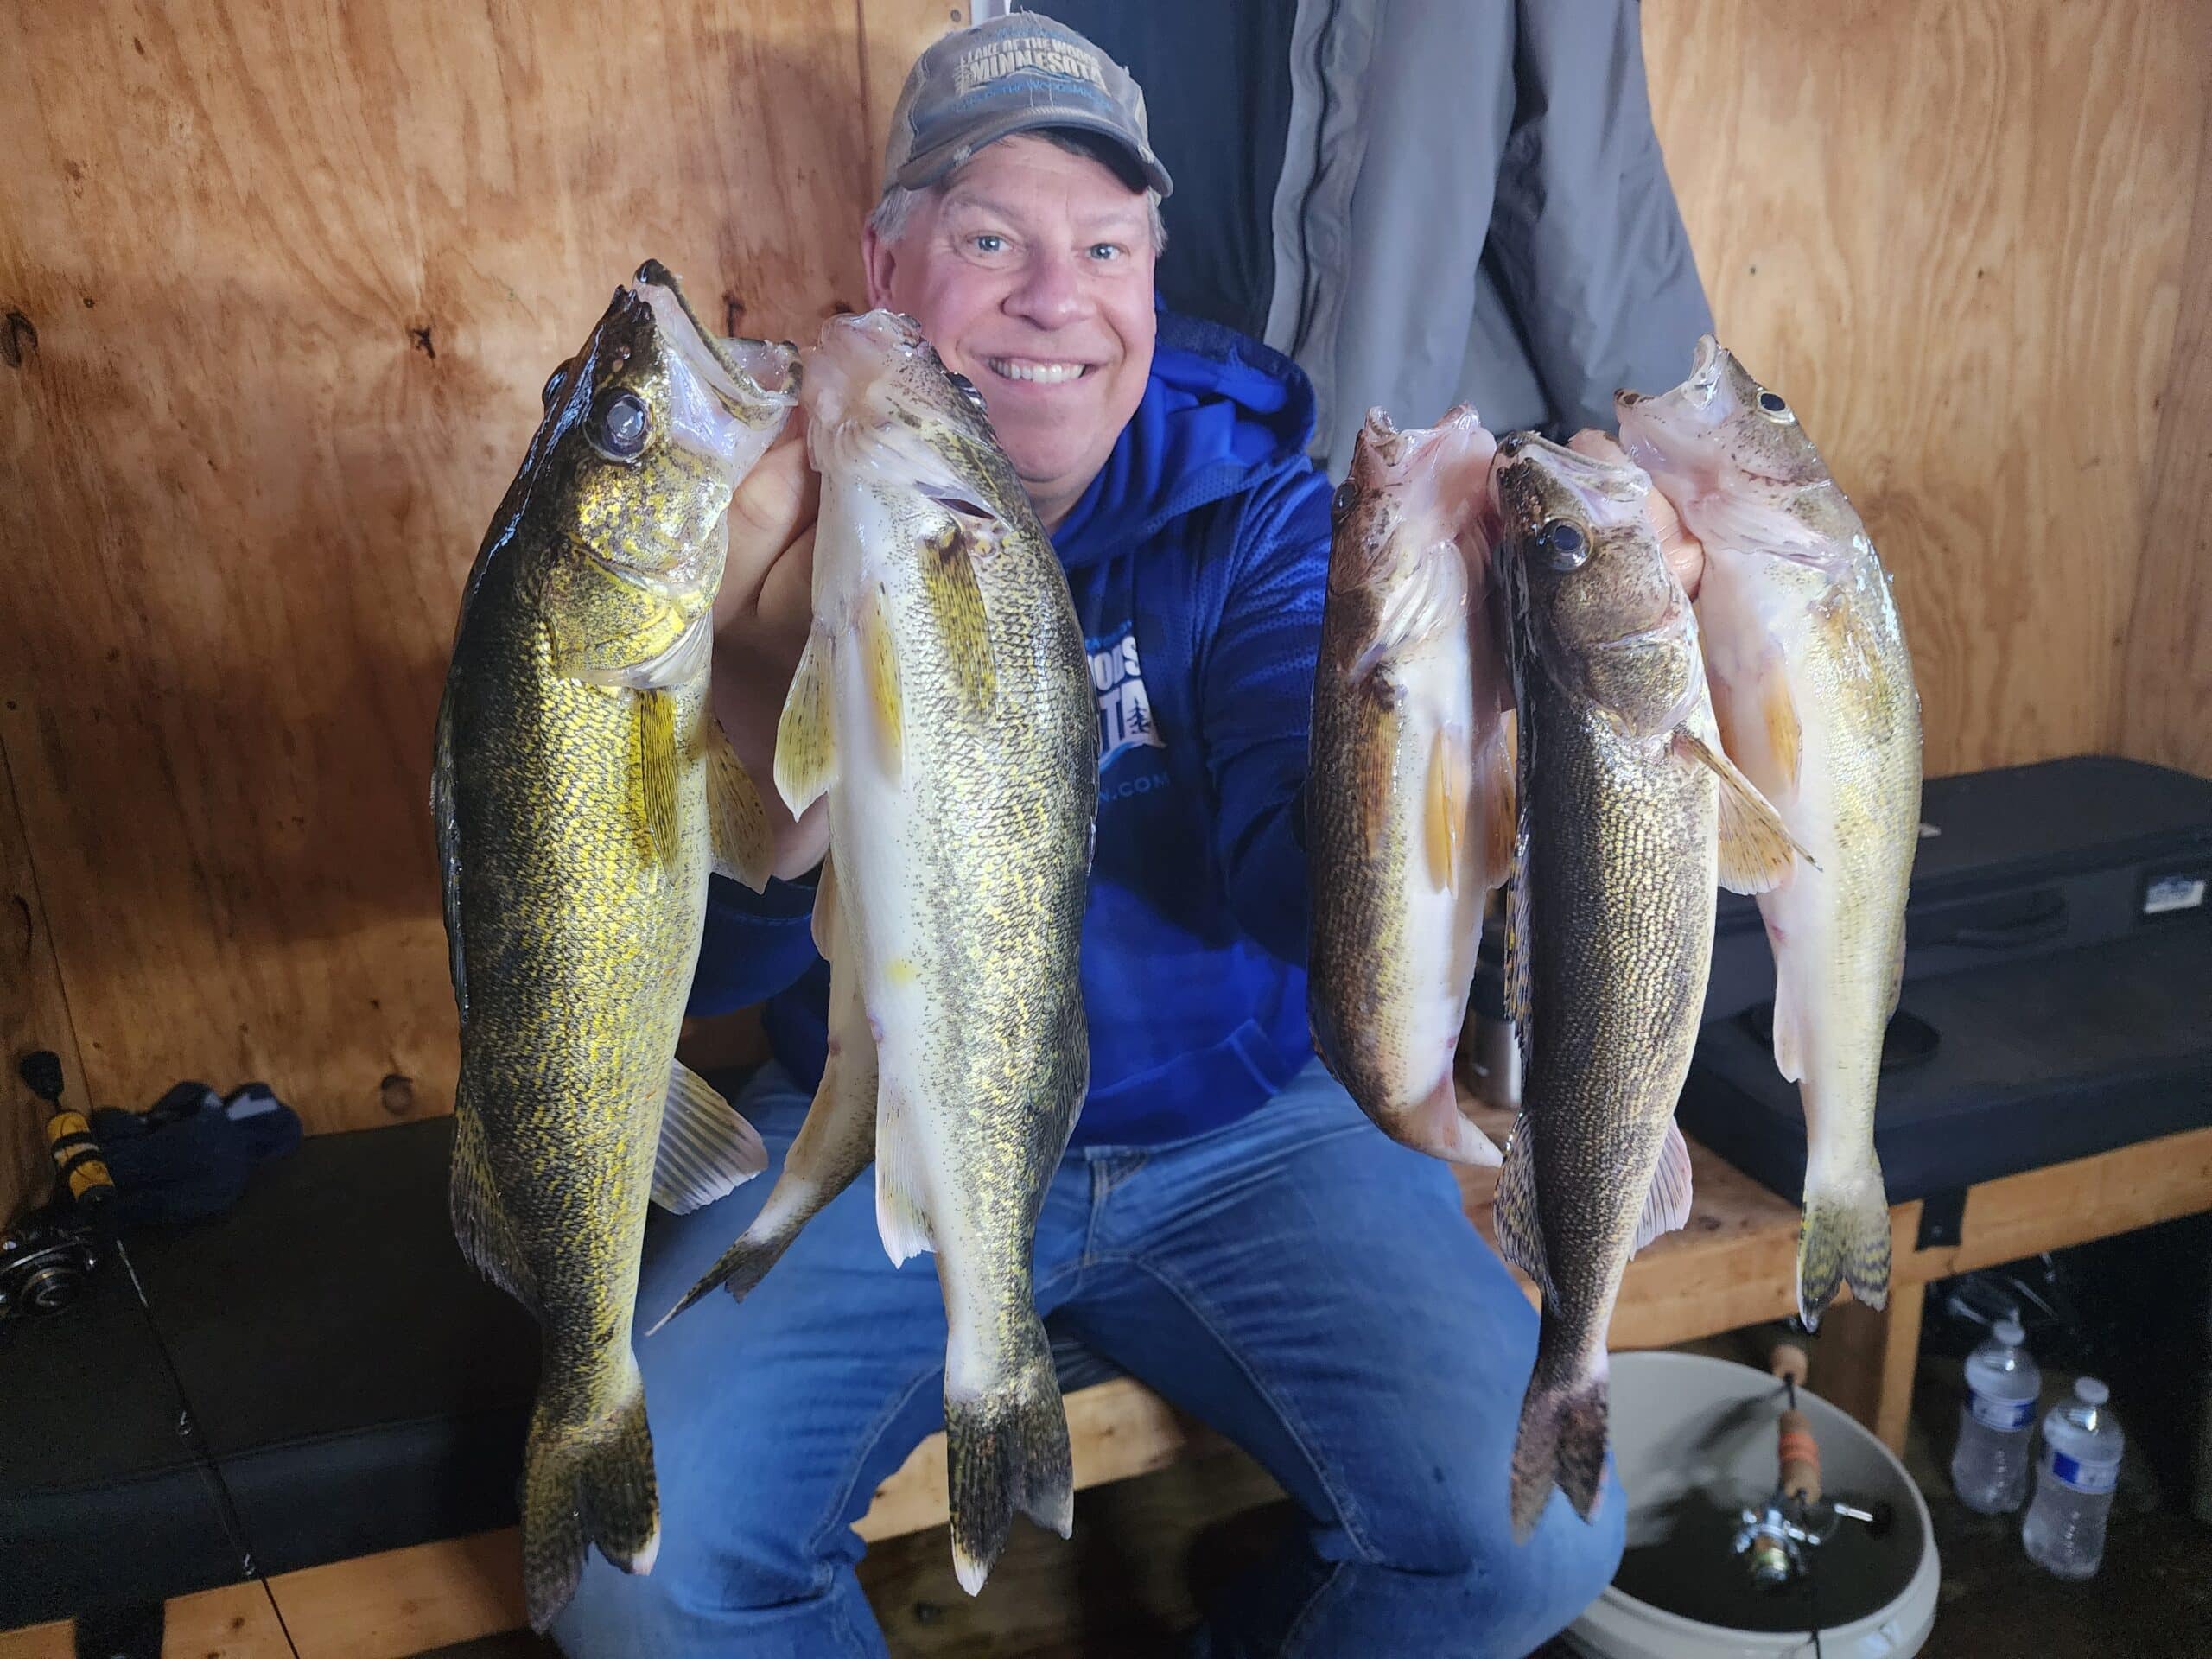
left=553, top=1059, right=1624, bottom=1657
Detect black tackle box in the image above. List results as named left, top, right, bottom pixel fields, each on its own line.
left=1679, top=756, right=2212, bottom=1203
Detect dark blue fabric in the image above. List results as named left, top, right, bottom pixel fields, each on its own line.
left=688, top=310, right=1331, bottom=1147
left=92, top=1083, right=303, bottom=1229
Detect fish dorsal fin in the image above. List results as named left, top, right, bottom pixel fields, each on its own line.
left=1675, top=727, right=1809, bottom=894
left=857, top=585, right=905, bottom=783
left=774, top=626, right=839, bottom=814
left=432, top=692, right=467, bottom=1027
left=1630, top=1119, right=1695, bottom=1255
left=874, top=1081, right=936, bottom=1266
left=635, top=689, right=679, bottom=882
left=652, top=1059, right=767, bottom=1214
left=706, top=720, right=773, bottom=892
left=1493, top=1116, right=1552, bottom=1299
left=1498, top=550, right=1536, bottom=1065
left=921, top=519, right=1000, bottom=720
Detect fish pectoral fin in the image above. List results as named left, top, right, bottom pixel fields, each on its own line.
left=706, top=720, right=773, bottom=892
left=874, top=1080, right=936, bottom=1266
left=634, top=689, right=680, bottom=879
left=1630, top=1118, right=1695, bottom=1255
left=432, top=691, right=467, bottom=1027
left=922, top=520, right=1000, bottom=720
left=1474, top=714, right=1516, bottom=894
left=450, top=1106, right=542, bottom=1319
left=1710, top=650, right=1804, bottom=805
left=1493, top=1117, right=1553, bottom=1298
left=651, top=1059, right=769, bottom=1214
left=1355, top=691, right=1401, bottom=863
left=774, top=625, right=839, bottom=813
left=1675, top=727, right=1812, bottom=894
left=1424, top=729, right=1465, bottom=894
left=858, top=584, right=906, bottom=783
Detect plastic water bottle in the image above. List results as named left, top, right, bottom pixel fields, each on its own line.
left=2022, top=1377, right=2125, bottom=1579
left=1951, top=1316, right=2040, bottom=1512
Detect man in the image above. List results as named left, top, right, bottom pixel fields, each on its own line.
left=557, top=16, right=1628, bottom=1656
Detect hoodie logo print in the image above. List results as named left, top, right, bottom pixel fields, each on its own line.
left=1089, top=626, right=1163, bottom=772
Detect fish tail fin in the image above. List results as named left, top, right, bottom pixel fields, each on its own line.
left=519, top=1376, right=658, bottom=1631
left=1508, top=1348, right=1609, bottom=1541
left=945, top=1316, right=1073, bottom=1596
left=1797, top=1159, right=1892, bottom=1328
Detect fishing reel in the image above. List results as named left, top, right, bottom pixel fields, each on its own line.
left=0, top=1049, right=115, bottom=1328
left=1729, top=1341, right=1892, bottom=1589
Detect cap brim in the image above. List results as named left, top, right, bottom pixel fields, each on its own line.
left=893, top=105, right=1173, bottom=200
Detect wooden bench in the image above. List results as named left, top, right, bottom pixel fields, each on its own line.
left=9, top=1114, right=2210, bottom=1659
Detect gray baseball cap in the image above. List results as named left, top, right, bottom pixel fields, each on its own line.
left=881, top=12, right=1173, bottom=200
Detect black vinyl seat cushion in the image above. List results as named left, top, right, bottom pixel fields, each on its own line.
left=0, top=1116, right=537, bottom=1626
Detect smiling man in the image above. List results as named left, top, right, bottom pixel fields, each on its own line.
left=554, top=15, right=1624, bottom=1657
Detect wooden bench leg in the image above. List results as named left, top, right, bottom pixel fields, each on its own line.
left=1815, top=1278, right=1925, bottom=1456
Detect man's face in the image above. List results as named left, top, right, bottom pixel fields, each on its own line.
left=864, top=134, right=1158, bottom=529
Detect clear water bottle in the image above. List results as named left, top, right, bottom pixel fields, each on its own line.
left=2022, top=1376, right=2125, bottom=1580
left=1952, top=1316, right=2040, bottom=1512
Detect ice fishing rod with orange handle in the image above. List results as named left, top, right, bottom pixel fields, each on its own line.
left=22, top=1049, right=115, bottom=1215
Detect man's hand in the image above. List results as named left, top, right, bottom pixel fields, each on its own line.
left=1567, top=429, right=1706, bottom=599
left=715, top=412, right=831, bottom=880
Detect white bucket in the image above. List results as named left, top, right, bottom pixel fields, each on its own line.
left=1563, top=1351, right=1941, bottom=1659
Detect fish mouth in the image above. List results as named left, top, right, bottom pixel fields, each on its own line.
left=1495, top=429, right=1649, bottom=534
left=632, top=259, right=800, bottom=412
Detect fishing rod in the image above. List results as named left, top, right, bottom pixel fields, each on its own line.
left=10, top=1052, right=302, bottom=1659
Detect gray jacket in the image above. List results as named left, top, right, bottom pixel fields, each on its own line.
left=1263, top=0, right=1713, bottom=471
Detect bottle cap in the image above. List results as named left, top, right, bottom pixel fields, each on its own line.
left=1993, top=1318, right=2025, bottom=1346
left=2075, top=1376, right=2109, bottom=1406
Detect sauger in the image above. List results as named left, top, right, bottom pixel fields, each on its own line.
left=1491, top=433, right=1799, bottom=1539
left=1618, top=336, right=1923, bottom=1327
left=1307, top=405, right=1511, bottom=1166
left=433, top=263, right=795, bottom=1629
left=669, top=309, right=1097, bottom=1597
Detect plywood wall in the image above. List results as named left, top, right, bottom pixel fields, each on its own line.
left=0, top=0, right=954, bottom=1209
left=1643, top=0, right=2205, bottom=781
left=0, top=0, right=2205, bottom=1181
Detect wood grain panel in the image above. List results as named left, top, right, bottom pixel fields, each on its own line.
left=2120, top=32, right=2212, bottom=779
left=1643, top=0, right=2204, bottom=777
left=0, top=2, right=881, bottom=1133
left=0, top=747, right=92, bottom=1223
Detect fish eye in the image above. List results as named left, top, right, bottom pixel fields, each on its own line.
left=1535, top=519, right=1589, bottom=571
left=590, top=389, right=650, bottom=460
left=1757, top=389, right=1796, bottom=423
left=1332, top=481, right=1357, bottom=519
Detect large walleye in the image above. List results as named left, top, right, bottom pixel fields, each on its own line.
left=1307, top=406, right=1511, bottom=1166
left=433, top=264, right=795, bottom=1629
left=1492, top=434, right=1799, bottom=1539
left=1618, top=337, right=1922, bottom=1327
left=671, top=310, right=1096, bottom=1595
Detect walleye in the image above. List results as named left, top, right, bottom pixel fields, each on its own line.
left=1618, top=337, right=1922, bottom=1326
left=671, top=310, right=1096, bottom=1595
left=1307, top=406, right=1511, bottom=1166
left=1492, top=434, right=1799, bottom=1539
left=433, top=263, right=795, bottom=1629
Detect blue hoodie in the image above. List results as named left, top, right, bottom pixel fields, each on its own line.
left=687, top=310, right=1332, bottom=1147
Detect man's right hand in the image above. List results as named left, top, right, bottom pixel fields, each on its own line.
left=715, top=411, right=832, bottom=880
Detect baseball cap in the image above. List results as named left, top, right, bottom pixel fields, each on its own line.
left=881, top=11, right=1173, bottom=200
